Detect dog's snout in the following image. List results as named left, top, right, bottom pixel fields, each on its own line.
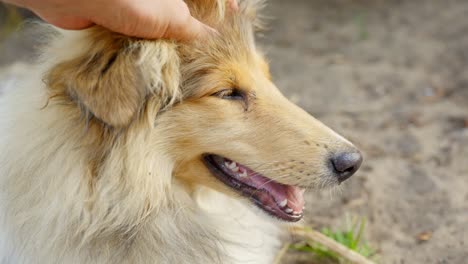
left=330, top=152, right=362, bottom=183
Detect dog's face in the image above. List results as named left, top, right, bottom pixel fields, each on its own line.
left=165, top=51, right=361, bottom=222
left=45, top=0, right=361, bottom=222
left=160, top=1, right=361, bottom=222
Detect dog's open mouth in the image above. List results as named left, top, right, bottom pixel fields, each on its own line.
left=203, top=154, right=305, bottom=222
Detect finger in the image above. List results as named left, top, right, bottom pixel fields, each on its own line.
left=40, top=15, right=94, bottom=30
left=167, top=16, right=217, bottom=41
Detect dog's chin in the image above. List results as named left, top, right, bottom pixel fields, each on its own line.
left=202, top=154, right=305, bottom=222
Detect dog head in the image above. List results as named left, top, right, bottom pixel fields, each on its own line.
left=45, top=0, right=362, bottom=222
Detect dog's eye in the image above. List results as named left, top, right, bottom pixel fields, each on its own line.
left=214, top=88, right=245, bottom=100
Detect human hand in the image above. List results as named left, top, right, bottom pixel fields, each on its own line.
left=4, top=0, right=238, bottom=40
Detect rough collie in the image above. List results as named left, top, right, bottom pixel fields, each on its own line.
left=0, top=0, right=362, bottom=263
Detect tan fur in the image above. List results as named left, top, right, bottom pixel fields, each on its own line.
left=0, top=1, right=358, bottom=263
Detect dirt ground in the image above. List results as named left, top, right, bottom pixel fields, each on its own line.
left=1, top=1, right=467, bottom=263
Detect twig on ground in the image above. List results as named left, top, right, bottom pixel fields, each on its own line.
left=289, top=226, right=376, bottom=264
left=273, top=242, right=291, bottom=264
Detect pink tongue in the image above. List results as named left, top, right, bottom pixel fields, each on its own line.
left=249, top=174, right=305, bottom=212
left=221, top=157, right=305, bottom=213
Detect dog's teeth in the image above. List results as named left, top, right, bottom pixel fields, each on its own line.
left=239, top=171, right=248, bottom=178
left=285, top=208, right=293, bottom=214
left=224, top=161, right=241, bottom=172
left=228, top=162, right=237, bottom=169
left=293, top=211, right=301, bottom=215
left=279, top=199, right=288, bottom=208
left=227, top=161, right=240, bottom=172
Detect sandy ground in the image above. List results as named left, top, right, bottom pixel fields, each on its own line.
left=258, top=1, right=468, bottom=263
left=1, top=1, right=467, bottom=263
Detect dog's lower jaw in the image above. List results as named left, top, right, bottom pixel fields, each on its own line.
left=203, top=154, right=305, bottom=222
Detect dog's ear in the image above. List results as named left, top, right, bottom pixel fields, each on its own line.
left=46, top=29, right=180, bottom=128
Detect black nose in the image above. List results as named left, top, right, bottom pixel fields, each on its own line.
left=331, top=152, right=363, bottom=183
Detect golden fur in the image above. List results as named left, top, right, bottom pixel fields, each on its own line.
left=0, top=0, right=358, bottom=263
